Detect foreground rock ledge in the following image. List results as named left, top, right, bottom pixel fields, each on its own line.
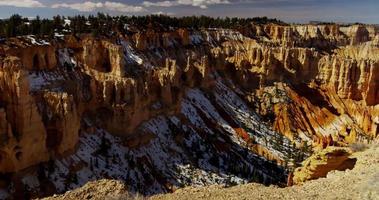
left=292, top=146, right=357, bottom=185
left=41, top=179, right=128, bottom=200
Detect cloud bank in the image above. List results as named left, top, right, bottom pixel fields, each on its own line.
left=0, top=0, right=231, bottom=12
left=143, top=0, right=231, bottom=9
left=51, top=1, right=145, bottom=13
left=0, top=0, right=45, bottom=8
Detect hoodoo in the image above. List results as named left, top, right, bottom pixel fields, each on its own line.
left=0, top=14, right=378, bottom=199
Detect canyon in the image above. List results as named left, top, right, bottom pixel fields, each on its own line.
left=0, top=22, right=378, bottom=199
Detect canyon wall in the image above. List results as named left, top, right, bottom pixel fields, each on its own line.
left=0, top=23, right=377, bottom=184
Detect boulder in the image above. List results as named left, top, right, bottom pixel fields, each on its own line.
left=293, top=147, right=356, bottom=184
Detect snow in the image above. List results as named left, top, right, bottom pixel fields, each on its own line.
left=120, top=40, right=143, bottom=65
left=7, top=75, right=289, bottom=196
left=48, top=129, right=130, bottom=192
left=200, top=29, right=246, bottom=47
left=54, top=32, right=65, bottom=38
left=28, top=71, right=65, bottom=91
left=58, top=48, right=77, bottom=68
left=27, top=49, right=83, bottom=92
left=185, top=89, right=240, bottom=143
left=181, top=99, right=213, bottom=134
left=64, top=19, right=71, bottom=26
left=26, top=35, right=50, bottom=46
left=190, top=33, right=203, bottom=45
left=41, top=110, right=285, bottom=196
left=26, top=35, right=37, bottom=44
left=139, top=117, right=245, bottom=186
left=8, top=30, right=307, bottom=196
left=22, top=175, right=40, bottom=189
left=204, top=31, right=217, bottom=46
left=151, top=101, right=162, bottom=110
left=41, top=40, right=50, bottom=45
left=211, top=79, right=293, bottom=158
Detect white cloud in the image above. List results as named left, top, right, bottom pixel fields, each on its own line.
left=143, top=1, right=177, bottom=8
left=103, top=1, right=146, bottom=12
left=143, top=0, right=230, bottom=9
left=51, top=2, right=102, bottom=12
left=153, top=11, right=175, bottom=16
left=51, top=1, right=145, bottom=13
left=0, top=0, right=45, bottom=8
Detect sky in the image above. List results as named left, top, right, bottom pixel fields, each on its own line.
left=0, top=0, right=378, bottom=24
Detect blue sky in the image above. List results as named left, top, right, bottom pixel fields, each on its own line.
left=0, top=0, right=378, bottom=24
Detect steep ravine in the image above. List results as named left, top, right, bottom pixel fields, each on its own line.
left=0, top=23, right=378, bottom=199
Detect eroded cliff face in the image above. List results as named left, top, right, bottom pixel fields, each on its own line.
left=0, top=54, right=80, bottom=173
left=0, top=23, right=378, bottom=198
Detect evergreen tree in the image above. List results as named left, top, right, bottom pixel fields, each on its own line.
left=0, top=14, right=286, bottom=37
left=30, top=16, right=41, bottom=36
left=5, top=14, right=23, bottom=37
left=41, top=19, right=54, bottom=38
left=95, top=157, right=99, bottom=168
left=53, top=15, right=64, bottom=32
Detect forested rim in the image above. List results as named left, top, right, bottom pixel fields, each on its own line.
left=0, top=14, right=287, bottom=38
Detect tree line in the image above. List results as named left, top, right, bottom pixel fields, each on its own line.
left=0, top=13, right=286, bottom=38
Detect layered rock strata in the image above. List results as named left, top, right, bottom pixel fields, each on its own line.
left=0, top=23, right=378, bottom=197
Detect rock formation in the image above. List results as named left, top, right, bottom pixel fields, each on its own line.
left=0, top=23, right=378, bottom=198
left=292, top=147, right=356, bottom=184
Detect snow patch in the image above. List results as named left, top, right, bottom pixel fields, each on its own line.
left=28, top=71, right=65, bottom=91
left=26, top=35, right=50, bottom=45
left=190, top=33, right=203, bottom=45
left=120, top=40, right=143, bottom=65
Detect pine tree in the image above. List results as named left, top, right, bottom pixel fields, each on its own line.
left=30, top=16, right=41, bottom=36
left=0, top=14, right=287, bottom=37
left=5, top=14, right=23, bottom=37
left=41, top=19, right=54, bottom=38
left=95, top=157, right=99, bottom=168
left=53, top=15, right=64, bottom=33
left=90, top=158, right=94, bottom=171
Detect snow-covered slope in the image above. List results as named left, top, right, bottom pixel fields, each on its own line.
left=18, top=77, right=301, bottom=197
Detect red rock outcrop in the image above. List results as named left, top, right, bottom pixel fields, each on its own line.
left=0, top=23, right=378, bottom=176
left=3, top=45, right=57, bottom=71
left=217, top=25, right=379, bottom=144
left=342, top=25, right=370, bottom=45
left=292, top=147, right=356, bottom=184
left=0, top=57, right=49, bottom=172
